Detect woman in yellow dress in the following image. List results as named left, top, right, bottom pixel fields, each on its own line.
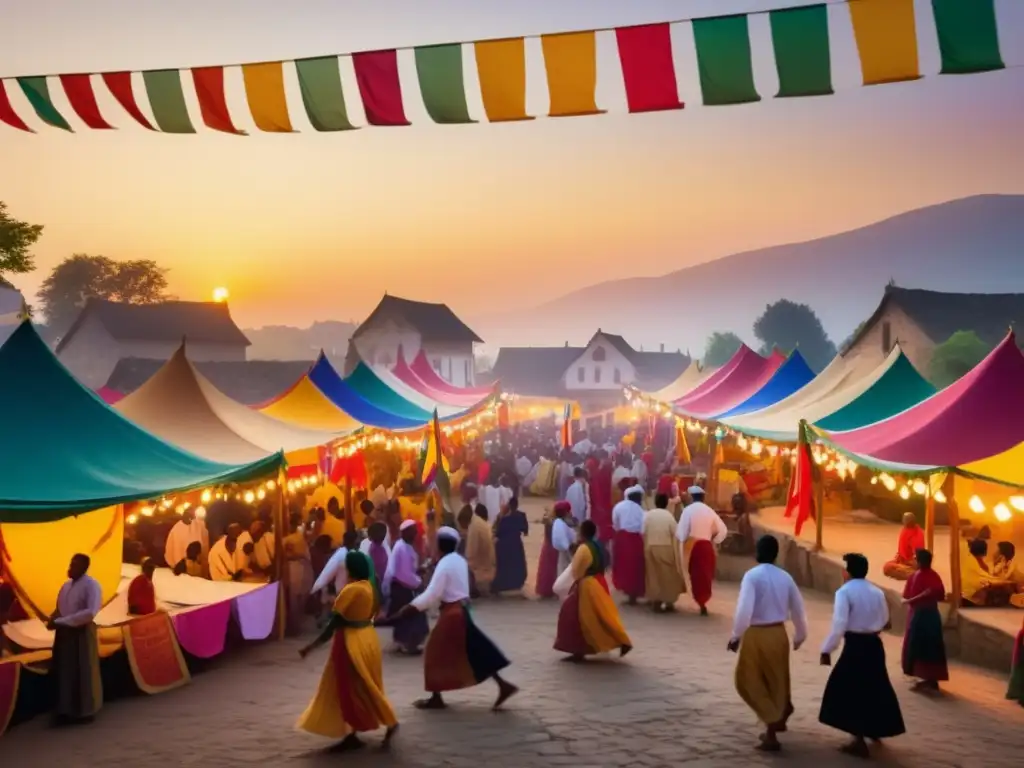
left=298, top=551, right=398, bottom=751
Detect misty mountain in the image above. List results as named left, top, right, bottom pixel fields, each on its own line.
left=471, top=195, right=1024, bottom=356
left=245, top=319, right=356, bottom=362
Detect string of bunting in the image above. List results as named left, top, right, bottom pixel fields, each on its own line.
left=0, top=0, right=1009, bottom=135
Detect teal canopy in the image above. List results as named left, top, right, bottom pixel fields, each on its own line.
left=0, top=322, right=284, bottom=522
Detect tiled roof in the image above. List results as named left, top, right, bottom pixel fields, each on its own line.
left=353, top=294, right=482, bottom=344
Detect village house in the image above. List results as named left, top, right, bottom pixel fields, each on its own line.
left=843, top=286, right=1024, bottom=375
left=56, top=298, right=251, bottom=389
left=344, top=294, right=482, bottom=387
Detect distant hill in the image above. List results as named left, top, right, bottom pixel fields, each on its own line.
left=472, top=195, right=1024, bottom=355
left=245, top=319, right=356, bottom=363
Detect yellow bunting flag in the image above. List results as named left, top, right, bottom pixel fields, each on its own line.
left=242, top=61, right=295, bottom=132
left=848, top=0, right=921, bottom=85
left=474, top=38, right=532, bottom=122
left=540, top=31, right=604, bottom=117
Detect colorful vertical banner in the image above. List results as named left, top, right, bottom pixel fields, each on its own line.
left=415, top=44, right=475, bottom=124
left=691, top=15, right=761, bottom=106
left=102, top=72, right=156, bottom=130
left=242, top=61, right=294, bottom=132
left=931, top=0, right=1004, bottom=75
left=192, top=67, right=245, bottom=134
left=294, top=56, right=355, bottom=132
left=352, top=50, right=410, bottom=126
left=142, top=69, right=196, bottom=133
left=848, top=0, right=921, bottom=85
left=59, top=75, right=114, bottom=129
left=0, top=82, right=33, bottom=132
left=770, top=5, right=834, bottom=98
left=121, top=612, right=191, bottom=695
left=615, top=24, right=683, bottom=113
left=474, top=38, right=532, bottom=122
left=17, top=77, right=73, bottom=131
left=540, top=31, right=604, bottom=117
left=561, top=402, right=572, bottom=450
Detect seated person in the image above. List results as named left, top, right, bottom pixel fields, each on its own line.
left=209, top=531, right=245, bottom=582
left=993, top=542, right=1024, bottom=606
left=173, top=541, right=205, bottom=577
left=962, top=538, right=1016, bottom=607
left=719, top=492, right=755, bottom=556
left=127, top=558, right=158, bottom=616
left=883, top=512, right=926, bottom=581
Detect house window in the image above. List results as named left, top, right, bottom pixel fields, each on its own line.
left=577, top=366, right=585, bottom=383
left=613, top=368, right=621, bottom=384
left=592, top=346, right=606, bottom=362
left=881, top=321, right=892, bottom=353
left=464, top=359, right=471, bottom=384
left=594, top=367, right=602, bottom=384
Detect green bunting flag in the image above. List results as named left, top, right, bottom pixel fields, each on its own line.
left=692, top=15, right=761, bottom=106
left=17, top=77, right=72, bottom=131
left=142, top=70, right=196, bottom=133
left=415, top=44, right=475, bottom=124
left=770, top=5, right=834, bottom=98
left=294, top=56, right=356, bottom=132
left=931, top=0, right=1005, bottom=75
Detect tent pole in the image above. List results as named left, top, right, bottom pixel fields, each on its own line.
left=925, top=482, right=936, bottom=553
left=274, top=469, right=287, bottom=641
left=707, top=431, right=719, bottom=507
left=813, top=459, right=825, bottom=552
left=947, top=475, right=961, bottom=625
left=344, top=464, right=354, bottom=532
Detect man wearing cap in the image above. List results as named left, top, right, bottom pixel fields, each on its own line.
left=395, top=527, right=519, bottom=711
left=676, top=485, right=728, bottom=615
left=383, top=520, right=429, bottom=654
left=611, top=485, right=646, bottom=604
left=551, top=500, right=577, bottom=575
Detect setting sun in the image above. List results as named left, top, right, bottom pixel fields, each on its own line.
left=212, top=287, right=229, bottom=303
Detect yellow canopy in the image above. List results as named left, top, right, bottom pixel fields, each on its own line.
left=960, top=442, right=1024, bottom=488
left=647, top=360, right=714, bottom=402
left=258, top=375, right=362, bottom=432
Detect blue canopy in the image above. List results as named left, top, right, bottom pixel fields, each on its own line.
left=308, top=354, right=426, bottom=430
left=715, top=350, right=815, bottom=419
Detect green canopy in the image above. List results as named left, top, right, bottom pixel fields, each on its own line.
left=0, top=322, right=284, bottom=522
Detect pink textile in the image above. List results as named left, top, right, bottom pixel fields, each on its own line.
left=95, top=386, right=124, bottom=404
left=409, top=350, right=494, bottom=398
left=232, top=582, right=279, bottom=641
left=675, top=347, right=785, bottom=418
left=392, top=347, right=481, bottom=407
left=826, top=333, right=1024, bottom=466
left=171, top=599, right=232, bottom=658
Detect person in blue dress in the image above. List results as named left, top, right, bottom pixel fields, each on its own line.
left=492, top=496, right=529, bottom=593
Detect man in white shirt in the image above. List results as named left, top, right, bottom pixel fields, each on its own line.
left=676, top=486, right=728, bottom=615
left=312, top=530, right=360, bottom=597
left=728, top=535, right=807, bottom=752
left=565, top=467, right=590, bottom=525
left=818, top=553, right=905, bottom=759
left=611, top=485, right=646, bottom=603
left=396, top=527, right=518, bottom=711
left=551, top=501, right=577, bottom=575
left=49, top=553, right=104, bottom=723
left=164, top=507, right=209, bottom=568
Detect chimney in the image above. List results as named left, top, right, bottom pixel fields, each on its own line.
left=564, top=341, right=569, bottom=347
left=660, top=343, right=665, bottom=353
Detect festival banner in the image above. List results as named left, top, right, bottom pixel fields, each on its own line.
left=232, top=582, right=279, bottom=640
left=770, top=5, right=834, bottom=98
left=474, top=38, right=532, bottom=122
left=540, top=31, right=604, bottom=118
left=932, top=0, right=1005, bottom=75
left=102, top=72, right=156, bottom=130
left=60, top=74, right=114, bottom=129
left=615, top=24, right=683, bottom=114
left=171, top=600, right=232, bottom=658
left=849, top=0, right=921, bottom=85
left=692, top=15, right=760, bottom=106
left=0, top=660, right=18, bottom=737
left=122, top=612, right=191, bottom=695
left=352, top=50, right=410, bottom=126
left=294, top=56, right=356, bottom=132
left=415, top=44, right=475, bottom=124
left=142, top=69, right=196, bottom=133
left=18, top=77, right=72, bottom=131
left=243, top=61, right=295, bottom=132
left=193, top=66, right=245, bottom=134
left=0, top=82, right=32, bottom=131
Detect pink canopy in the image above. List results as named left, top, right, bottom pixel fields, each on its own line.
left=822, top=331, right=1024, bottom=467
left=674, top=347, right=785, bottom=419
left=407, top=350, right=495, bottom=399
left=95, top=385, right=124, bottom=404
left=391, top=351, right=480, bottom=407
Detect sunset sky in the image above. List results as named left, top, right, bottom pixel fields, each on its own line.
left=0, top=0, right=1022, bottom=331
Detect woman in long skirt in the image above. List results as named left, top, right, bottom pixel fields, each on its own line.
left=492, top=497, right=529, bottom=593
left=535, top=516, right=559, bottom=598
left=298, top=552, right=398, bottom=751
left=901, top=548, right=949, bottom=693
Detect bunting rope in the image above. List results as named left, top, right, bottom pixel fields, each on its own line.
left=0, top=0, right=1013, bottom=135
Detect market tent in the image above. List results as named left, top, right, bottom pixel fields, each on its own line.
left=258, top=371, right=363, bottom=432
left=674, top=347, right=785, bottom=419
left=0, top=321, right=283, bottom=522
left=647, top=360, right=714, bottom=403
left=813, top=331, right=1024, bottom=468
left=392, top=351, right=485, bottom=407
left=116, top=344, right=349, bottom=464
left=307, top=353, right=427, bottom=430
left=673, top=344, right=756, bottom=404
left=959, top=441, right=1024, bottom=488
left=95, top=385, right=124, bottom=404
left=410, top=350, right=494, bottom=398
left=716, top=350, right=815, bottom=419
left=722, top=345, right=934, bottom=442
left=348, top=357, right=467, bottom=418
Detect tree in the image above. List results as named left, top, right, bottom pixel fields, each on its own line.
left=0, top=201, right=44, bottom=279
left=753, top=299, right=837, bottom=372
left=38, top=254, right=169, bottom=335
left=929, top=330, right=991, bottom=389
left=703, top=331, right=743, bottom=368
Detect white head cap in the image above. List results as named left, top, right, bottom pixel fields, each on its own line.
left=627, top=485, right=645, bottom=499
left=688, top=485, right=705, bottom=496
left=399, top=519, right=417, bottom=532
left=437, top=526, right=461, bottom=542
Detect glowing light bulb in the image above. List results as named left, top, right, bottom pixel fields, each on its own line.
left=968, top=495, right=985, bottom=514
left=1009, top=496, right=1024, bottom=512
left=244, top=491, right=255, bottom=504
left=141, top=505, right=154, bottom=517
left=195, top=506, right=207, bottom=520
left=212, top=287, right=229, bottom=303
left=912, top=480, right=927, bottom=496
left=126, top=514, right=138, bottom=525
left=201, top=489, right=212, bottom=504
left=870, top=476, right=878, bottom=485
left=266, top=480, right=276, bottom=490
left=898, top=486, right=910, bottom=500
left=994, top=503, right=1012, bottom=522
left=881, top=475, right=896, bottom=492
left=933, top=490, right=947, bottom=504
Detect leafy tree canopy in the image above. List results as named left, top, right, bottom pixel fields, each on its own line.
left=929, top=330, right=991, bottom=389
left=703, top=331, right=743, bottom=368
left=753, top=299, right=837, bottom=372
left=0, top=201, right=44, bottom=278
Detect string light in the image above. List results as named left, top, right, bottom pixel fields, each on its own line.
left=994, top=502, right=1012, bottom=522
left=968, top=495, right=986, bottom=514
left=912, top=480, right=928, bottom=496
left=201, top=489, right=212, bottom=503
left=898, top=486, right=911, bottom=500
left=126, top=513, right=138, bottom=525
left=933, top=490, right=947, bottom=504
left=140, top=505, right=155, bottom=517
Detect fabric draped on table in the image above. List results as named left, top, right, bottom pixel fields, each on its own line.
left=554, top=542, right=630, bottom=656
left=493, top=511, right=529, bottom=593
left=611, top=530, right=645, bottom=599
left=423, top=602, right=509, bottom=692
left=819, top=632, right=906, bottom=739
left=687, top=539, right=716, bottom=607
left=734, top=623, right=790, bottom=726
left=297, top=579, right=396, bottom=738
left=52, top=624, right=103, bottom=720
left=388, top=582, right=429, bottom=650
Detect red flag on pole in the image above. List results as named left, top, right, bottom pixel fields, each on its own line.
left=785, top=441, right=816, bottom=536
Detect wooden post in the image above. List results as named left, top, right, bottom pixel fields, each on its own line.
left=814, top=460, right=825, bottom=552
left=947, top=475, right=961, bottom=625
left=707, top=432, right=719, bottom=507
left=925, top=482, right=936, bottom=553
left=344, top=464, right=354, bottom=531
left=274, top=469, right=287, bottom=641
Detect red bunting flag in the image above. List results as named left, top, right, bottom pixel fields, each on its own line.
left=102, top=72, right=155, bottom=130
left=60, top=74, right=113, bottom=129
left=0, top=82, right=32, bottom=132
left=784, top=441, right=816, bottom=536
left=615, top=24, right=683, bottom=113
left=192, top=67, right=246, bottom=134
left=352, top=50, right=410, bottom=126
